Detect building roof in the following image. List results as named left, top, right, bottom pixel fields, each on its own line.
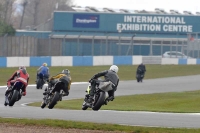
left=71, top=6, right=200, bottom=16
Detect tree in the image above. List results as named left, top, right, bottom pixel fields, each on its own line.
left=1, top=0, right=74, bottom=30
left=0, top=0, right=15, bottom=36
left=20, top=0, right=74, bottom=29
left=0, top=20, right=16, bottom=36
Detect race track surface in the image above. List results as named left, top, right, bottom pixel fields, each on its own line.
left=0, top=75, right=200, bottom=128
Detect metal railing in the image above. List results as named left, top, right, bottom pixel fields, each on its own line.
left=1, top=32, right=200, bottom=58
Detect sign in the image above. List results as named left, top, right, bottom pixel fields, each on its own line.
left=117, top=15, right=193, bottom=32
left=73, top=14, right=99, bottom=28
left=54, top=12, right=200, bottom=33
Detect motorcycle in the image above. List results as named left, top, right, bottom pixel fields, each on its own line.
left=41, top=80, right=66, bottom=109
left=36, top=73, right=48, bottom=89
left=82, top=79, right=114, bottom=111
left=136, top=70, right=144, bottom=82
left=4, top=81, right=24, bottom=106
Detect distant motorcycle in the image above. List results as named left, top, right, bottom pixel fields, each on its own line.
left=36, top=73, right=48, bottom=89
left=82, top=79, right=114, bottom=111
left=4, top=81, right=24, bottom=106
left=41, top=80, right=66, bottom=109
left=136, top=69, right=144, bottom=82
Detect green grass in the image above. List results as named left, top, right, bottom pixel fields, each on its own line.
left=1, top=117, right=200, bottom=133
left=29, top=90, right=200, bottom=113
left=0, top=65, right=200, bottom=86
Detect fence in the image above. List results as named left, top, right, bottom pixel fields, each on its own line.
left=1, top=32, right=200, bottom=58
left=1, top=56, right=200, bottom=67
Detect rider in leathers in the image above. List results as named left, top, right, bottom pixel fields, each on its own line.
left=43, top=69, right=71, bottom=97
left=88, top=65, right=119, bottom=104
left=5, top=66, right=29, bottom=105
left=36, top=63, right=49, bottom=81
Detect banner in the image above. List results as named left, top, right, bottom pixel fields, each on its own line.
left=73, top=14, right=99, bottom=28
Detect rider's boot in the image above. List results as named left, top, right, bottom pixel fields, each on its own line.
left=108, top=96, right=114, bottom=101
left=104, top=96, right=115, bottom=105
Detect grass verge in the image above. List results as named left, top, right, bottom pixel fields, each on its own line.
left=29, top=90, right=200, bottom=113
left=0, top=65, right=200, bottom=85
left=0, top=117, right=200, bottom=133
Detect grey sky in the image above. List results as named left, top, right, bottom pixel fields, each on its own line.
left=74, top=0, right=200, bottom=14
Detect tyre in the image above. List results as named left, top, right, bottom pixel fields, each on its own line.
left=4, top=101, right=8, bottom=106
left=92, top=91, right=106, bottom=111
left=41, top=101, right=46, bottom=109
left=82, top=101, right=88, bottom=110
left=48, top=92, right=60, bottom=109
left=40, top=80, right=45, bottom=89
left=36, top=79, right=42, bottom=89
left=9, top=90, right=19, bottom=106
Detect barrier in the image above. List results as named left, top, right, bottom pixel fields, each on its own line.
left=0, top=56, right=199, bottom=67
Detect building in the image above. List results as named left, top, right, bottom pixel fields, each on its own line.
left=14, top=6, right=200, bottom=57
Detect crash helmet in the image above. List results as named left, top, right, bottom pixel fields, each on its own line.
left=43, top=63, right=47, bottom=67
left=62, top=69, right=70, bottom=75
left=19, top=66, right=26, bottom=70
left=109, top=65, right=119, bottom=73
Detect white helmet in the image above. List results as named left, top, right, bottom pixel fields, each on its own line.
left=19, top=66, right=26, bottom=70
left=109, top=65, right=119, bottom=73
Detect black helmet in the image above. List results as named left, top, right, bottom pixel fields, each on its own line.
left=62, top=69, right=70, bottom=75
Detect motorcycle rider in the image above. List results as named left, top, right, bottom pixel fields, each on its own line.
left=5, top=66, right=29, bottom=105
left=36, top=63, right=49, bottom=82
left=136, top=63, right=146, bottom=76
left=43, top=69, right=71, bottom=97
left=87, top=65, right=119, bottom=105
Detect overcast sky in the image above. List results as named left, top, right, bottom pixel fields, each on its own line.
left=74, top=0, right=200, bottom=14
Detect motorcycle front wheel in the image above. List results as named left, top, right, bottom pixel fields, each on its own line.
left=41, top=101, right=47, bottom=109
left=82, top=101, right=88, bottom=110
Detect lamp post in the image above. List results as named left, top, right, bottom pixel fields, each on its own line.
left=131, top=34, right=136, bottom=55
left=118, top=28, right=121, bottom=56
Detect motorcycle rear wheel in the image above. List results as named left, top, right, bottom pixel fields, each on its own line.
left=48, top=92, right=60, bottom=109
left=92, top=91, right=106, bottom=111
left=9, top=90, right=19, bottom=106
left=36, top=79, right=42, bottom=89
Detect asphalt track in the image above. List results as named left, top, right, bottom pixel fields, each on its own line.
left=0, top=75, right=200, bottom=128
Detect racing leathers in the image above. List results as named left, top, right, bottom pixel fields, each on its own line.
left=46, top=73, right=71, bottom=96
left=37, top=66, right=49, bottom=81
left=137, top=64, right=146, bottom=75
left=89, top=70, right=119, bottom=101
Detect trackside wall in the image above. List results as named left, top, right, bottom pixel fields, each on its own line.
left=0, top=56, right=199, bottom=67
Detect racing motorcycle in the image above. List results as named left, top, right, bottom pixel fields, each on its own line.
left=82, top=79, right=114, bottom=111
left=136, top=69, right=144, bottom=82
left=4, top=81, right=24, bottom=106
left=36, top=73, right=48, bottom=89
left=41, top=79, right=66, bottom=109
